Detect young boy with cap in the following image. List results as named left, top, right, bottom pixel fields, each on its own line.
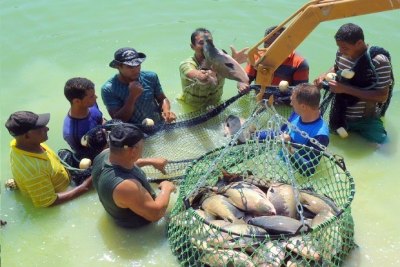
left=63, top=77, right=105, bottom=160
left=5, top=111, right=92, bottom=207
left=92, top=123, right=176, bottom=228
left=101, top=47, right=176, bottom=125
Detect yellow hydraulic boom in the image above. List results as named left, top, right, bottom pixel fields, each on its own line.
left=248, top=0, right=400, bottom=101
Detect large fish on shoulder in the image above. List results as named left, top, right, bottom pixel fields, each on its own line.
left=201, top=193, right=244, bottom=223
left=203, top=35, right=249, bottom=83
left=216, top=181, right=276, bottom=216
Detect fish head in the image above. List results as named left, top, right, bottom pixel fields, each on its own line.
left=225, top=115, right=242, bottom=135
left=202, top=35, right=218, bottom=60
left=190, top=30, right=213, bottom=60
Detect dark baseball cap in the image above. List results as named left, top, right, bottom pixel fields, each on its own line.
left=109, top=123, right=144, bottom=148
left=109, top=47, right=146, bottom=68
left=5, top=111, right=50, bottom=137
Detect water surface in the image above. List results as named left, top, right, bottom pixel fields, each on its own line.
left=1, top=1, right=399, bottom=266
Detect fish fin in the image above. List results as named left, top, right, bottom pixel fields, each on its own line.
left=222, top=49, right=228, bottom=54
left=224, top=62, right=235, bottom=70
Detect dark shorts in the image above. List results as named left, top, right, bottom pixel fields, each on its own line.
left=347, top=117, right=387, bottom=144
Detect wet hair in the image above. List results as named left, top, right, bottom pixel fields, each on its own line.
left=334, top=23, right=364, bottom=44
left=264, top=25, right=286, bottom=36
left=263, top=26, right=286, bottom=47
left=64, top=77, right=95, bottom=103
left=191, top=28, right=211, bottom=45
left=292, top=83, right=321, bottom=109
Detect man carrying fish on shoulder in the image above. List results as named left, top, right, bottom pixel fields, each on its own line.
left=178, top=28, right=249, bottom=110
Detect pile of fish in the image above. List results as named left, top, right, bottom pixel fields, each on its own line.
left=175, top=170, right=346, bottom=266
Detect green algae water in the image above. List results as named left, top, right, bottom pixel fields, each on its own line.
left=1, top=1, right=399, bottom=266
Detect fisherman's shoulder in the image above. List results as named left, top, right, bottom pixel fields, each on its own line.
left=291, top=52, right=309, bottom=67
left=179, top=57, right=198, bottom=68
left=101, top=75, right=119, bottom=91
left=140, top=70, right=160, bottom=81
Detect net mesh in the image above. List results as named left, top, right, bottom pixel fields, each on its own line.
left=141, top=88, right=292, bottom=182
left=167, top=101, right=355, bottom=267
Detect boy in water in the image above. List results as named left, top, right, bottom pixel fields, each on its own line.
left=63, top=77, right=105, bottom=160
left=281, top=83, right=329, bottom=176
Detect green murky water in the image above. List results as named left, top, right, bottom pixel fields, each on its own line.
left=1, top=1, right=399, bottom=266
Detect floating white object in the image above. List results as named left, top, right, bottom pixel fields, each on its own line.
left=341, top=69, right=355, bottom=79
left=142, top=118, right=155, bottom=126
left=79, top=158, right=92, bottom=169
left=336, top=127, right=349, bottom=138
left=325, top=73, right=337, bottom=82
left=278, top=80, right=289, bottom=92
left=5, top=178, right=17, bottom=190
left=81, top=135, right=89, bottom=147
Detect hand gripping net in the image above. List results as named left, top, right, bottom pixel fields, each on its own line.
left=167, top=100, right=356, bottom=267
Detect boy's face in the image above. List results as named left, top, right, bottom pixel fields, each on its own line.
left=80, top=88, right=97, bottom=108
left=290, top=93, right=303, bottom=114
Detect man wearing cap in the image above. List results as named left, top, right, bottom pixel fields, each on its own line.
left=5, top=111, right=92, bottom=208
left=92, top=124, right=176, bottom=228
left=101, top=47, right=176, bottom=125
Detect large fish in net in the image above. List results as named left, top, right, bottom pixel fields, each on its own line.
left=167, top=101, right=356, bottom=266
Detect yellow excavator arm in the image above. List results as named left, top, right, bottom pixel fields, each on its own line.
left=248, top=0, right=400, bottom=101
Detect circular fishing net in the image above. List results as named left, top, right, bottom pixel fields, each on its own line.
left=167, top=101, right=355, bottom=267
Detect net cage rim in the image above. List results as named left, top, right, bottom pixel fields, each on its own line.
left=177, top=140, right=356, bottom=239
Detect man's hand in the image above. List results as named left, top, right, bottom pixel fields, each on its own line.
left=281, top=133, right=291, bottom=142
left=313, top=74, right=327, bottom=89
left=237, top=82, right=250, bottom=93
left=151, top=158, right=168, bottom=175
left=327, top=80, right=348, bottom=94
left=197, top=69, right=212, bottom=82
left=158, top=181, right=176, bottom=194
left=162, top=110, right=176, bottom=123
left=80, top=176, right=93, bottom=190
left=230, top=45, right=249, bottom=64
left=128, top=81, right=143, bottom=99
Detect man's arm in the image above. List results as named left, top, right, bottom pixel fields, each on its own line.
left=108, top=81, right=143, bottom=122
left=156, top=93, right=176, bottom=123
left=313, top=66, right=335, bottom=88
left=291, top=58, right=310, bottom=85
left=328, top=54, right=392, bottom=103
left=136, top=157, right=167, bottom=174
left=327, top=81, right=389, bottom=102
left=51, top=176, right=92, bottom=206
left=113, top=180, right=175, bottom=222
